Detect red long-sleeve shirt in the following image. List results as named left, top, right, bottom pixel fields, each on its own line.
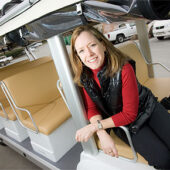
left=82, top=63, right=139, bottom=127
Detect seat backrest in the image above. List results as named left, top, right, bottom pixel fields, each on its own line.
left=0, top=56, right=52, bottom=81
left=117, top=41, right=149, bottom=85
left=2, top=60, right=60, bottom=120
left=0, top=56, right=52, bottom=104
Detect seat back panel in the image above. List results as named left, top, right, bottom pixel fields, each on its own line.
left=117, top=41, right=149, bottom=85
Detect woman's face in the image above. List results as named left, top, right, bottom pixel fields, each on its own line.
left=75, top=31, right=106, bottom=70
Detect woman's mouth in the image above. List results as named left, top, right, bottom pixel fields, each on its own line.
left=88, top=58, right=97, bottom=63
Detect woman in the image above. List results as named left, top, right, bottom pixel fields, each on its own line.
left=70, top=25, right=170, bottom=169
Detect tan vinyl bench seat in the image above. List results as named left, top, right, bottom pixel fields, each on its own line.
left=0, top=105, right=16, bottom=121
left=118, top=41, right=170, bottom=100
left=2, top=60, right=71, bottom=135
left=2, top=58, right=76, bottom=162
left=22, top=98, right=71, bottom=135
left=96, top=41, right=170, bottom=164
left=144, top=78, right=170, bottom=100
left=0, top=56, right=52, bottom=121
left=96, top=130, right=148, bottom=164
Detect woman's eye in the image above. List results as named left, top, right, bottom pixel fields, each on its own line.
left=78, top=50, right=84, bottom=54
left=91, top=44, right=96, bottom=47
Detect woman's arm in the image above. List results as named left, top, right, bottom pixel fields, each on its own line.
left=76, top=63, right=138, bottom=156
left=83, top=63, right=139, bottom=130
left=76, top=114, right=118, bottom=157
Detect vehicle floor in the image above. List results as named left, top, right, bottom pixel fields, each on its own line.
left=0, top=144, right=41, bottom=170
left=0, top=129, right=82, bottom=170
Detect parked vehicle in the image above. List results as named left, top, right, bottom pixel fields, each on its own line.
left=104, top=23, right=137, bottom=43
left=152, top=19, right=170, bottom=40
left=0, top=55, right=13, bottom=67
left=29, top=42, right=43, bottom=51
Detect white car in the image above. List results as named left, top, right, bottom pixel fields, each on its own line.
left=0, top=55, right=13, bottom=67
left=152, top=20, right=170, bottom=40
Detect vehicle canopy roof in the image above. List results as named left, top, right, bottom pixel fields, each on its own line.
left=0, top=0, right=170, bottom=45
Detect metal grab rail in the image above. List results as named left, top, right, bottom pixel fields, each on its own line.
left=1, top=0, right=23, bottom=16
left=0, top=0, right=40, bottom=26
left=0, top=102, right=9, bottom=120
left=0, top=81, right=39, bottom=133
left=24, top=47, right=36, bottom=61
left=0, top=82, right=9, bottom=120
left=118, top=126, right=138, bottom=162
left=57, top=80, right=138, bottom=162
left=135, top=42, right=170, bottom=73
left=146, top=61, right=170, bottom=73
left=57, top=80, right=71, bottom=111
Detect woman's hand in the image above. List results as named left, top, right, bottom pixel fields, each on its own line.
left=75, top=123, right=97, bottom=142
left=97, top=130, right=118, bottom=157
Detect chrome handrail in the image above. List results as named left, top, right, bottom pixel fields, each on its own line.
left=57, top=80, right=138, bottom=162
left=135, top=41, right=170, bottom=72
left=0, top=0, right=40, bottom=26
left=0, top=102, right=9, bottom=120
left=0, top=81, right=9, bottom=120
left=24, top=47, right=36, bottom=61
left=118, top=126, right=138, bottom=162
left=1, top=81, right=39, bottom=133
left=57, top=79, right=71, bottom=111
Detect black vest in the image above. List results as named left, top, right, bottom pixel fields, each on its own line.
left=81, top=60, right=157, bottom=134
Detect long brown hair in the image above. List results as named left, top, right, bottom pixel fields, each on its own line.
left=70, top=25, right=128, bottom=86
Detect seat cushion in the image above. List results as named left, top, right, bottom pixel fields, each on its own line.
left=22, top=97, right=71, bottom=135
left=95, top=130, right=148, bottom=164
left=144, top=78, right=170, bottom=101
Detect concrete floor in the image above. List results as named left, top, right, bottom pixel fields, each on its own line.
left=149, top=37, right=170, bottom=78
left=0, top=144, right=41, bottom=170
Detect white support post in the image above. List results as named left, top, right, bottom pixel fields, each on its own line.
left=47, top=34, right=98, bottom=155
left=135, top=20, right=154, bottom=78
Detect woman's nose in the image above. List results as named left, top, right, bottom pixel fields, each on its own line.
left=86, top=47, right=93, bottom=57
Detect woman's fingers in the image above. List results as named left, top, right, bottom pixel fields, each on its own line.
left=75, top=124, right=97, bottom=142
left=75, top=130, right=91, bottom=142
left=75, top=131, right=82, bottom=142
left=112, top=145, right=119, bottom=158
left=108, top=151, right=115, bottom=157
left=103, top=145, right=118, bottom=157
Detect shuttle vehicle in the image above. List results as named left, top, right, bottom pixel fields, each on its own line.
left=0, top=0, right=170, bottom=169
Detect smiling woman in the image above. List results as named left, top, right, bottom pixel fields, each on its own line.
left=75, top=31, right=106, bottom=70
left=70, top=25, right=170, bottom=169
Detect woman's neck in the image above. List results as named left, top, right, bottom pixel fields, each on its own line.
left=91, top=62, right=105, bottom=75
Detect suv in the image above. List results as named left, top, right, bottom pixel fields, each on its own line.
left=152, top=20, right=170, bottom=40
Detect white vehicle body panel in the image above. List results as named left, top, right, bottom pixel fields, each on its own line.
left=104, top=23, right=137, bottom=42
left=77, top=151, right=155, bottom=170
left=153, top=20, right=170, bottom=38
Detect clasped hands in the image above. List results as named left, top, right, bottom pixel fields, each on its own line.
left=75, top=123, right=118, bottom=157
